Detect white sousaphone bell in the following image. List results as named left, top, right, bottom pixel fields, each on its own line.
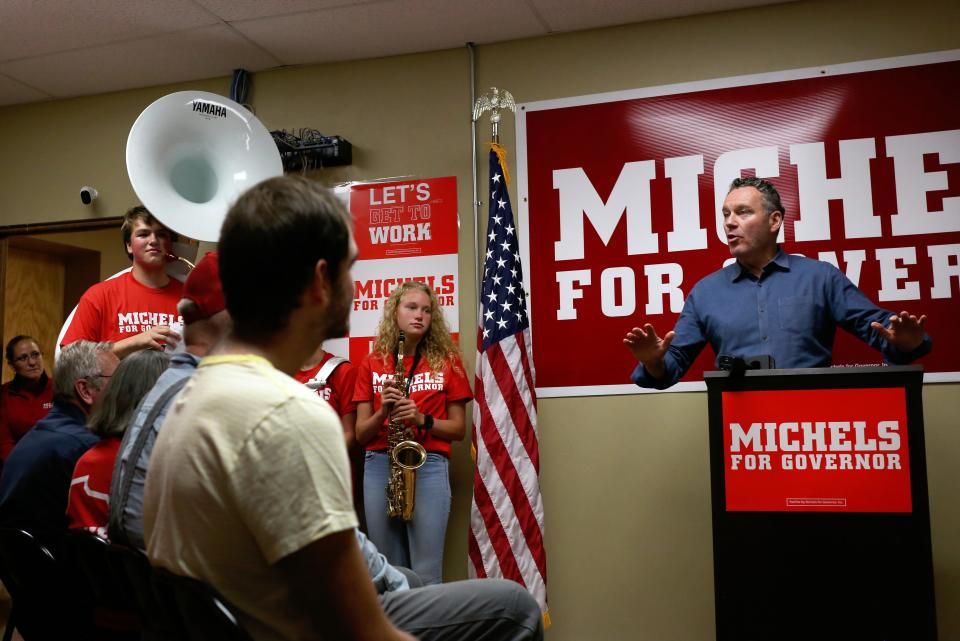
left=126, top=91, right=283, bottom=242
left=56, top=92, right=281, bottom=361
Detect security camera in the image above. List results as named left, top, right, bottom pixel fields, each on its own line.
left=80, top=186, right=98, bottom=205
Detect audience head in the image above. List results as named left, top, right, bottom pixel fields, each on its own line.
left=53, top=341, right=118, bottom=413
left=179, top=251, right=230, bottom=354
left=218, top=175, right=356, bottom=342
left=5, top=335, right=45, bottom=382
left=87, top=349, right=169, bottom=438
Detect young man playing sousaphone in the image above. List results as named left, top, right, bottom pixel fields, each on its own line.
left=62, top=206, right=183, bottom=357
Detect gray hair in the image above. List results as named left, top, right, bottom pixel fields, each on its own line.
left=729, top=176, right=785, bottom=219
left=53, top=341, right=114, bottom=406
left=87, top=349, right=170, bottom=438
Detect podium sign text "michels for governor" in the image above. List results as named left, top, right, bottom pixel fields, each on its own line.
left=721, top=388, right=911, bottom=513
left=517, top=51, right=960, bottom=397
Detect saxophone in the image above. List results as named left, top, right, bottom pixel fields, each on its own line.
left=386, top=331, right=428, bottom=521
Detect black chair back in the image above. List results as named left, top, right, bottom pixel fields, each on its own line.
left=152, top=567, right=254, bottom=641
left=0, top=528, right=94, bottom=641
left=61, top=530, right=139, bottom=615
left=104, top=543, right=184, bottom=641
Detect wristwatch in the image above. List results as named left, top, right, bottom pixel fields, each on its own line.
left=421, top=413, right=434, bottom=431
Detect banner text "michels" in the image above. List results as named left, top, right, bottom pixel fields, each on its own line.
left=553, top=131, right=960, bottom=320
left=727, top=419, right=903, bottom=471
left=353, top=274, right=456, bottom=311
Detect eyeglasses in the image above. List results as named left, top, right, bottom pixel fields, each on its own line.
left=12, top=351, right=42, bottom=364
left=84, top=373, right=112, bottom=384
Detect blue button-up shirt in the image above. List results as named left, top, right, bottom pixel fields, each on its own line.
left=0, top=401, right=98, bottom=546
left=632, top=250, right=932, bottom=389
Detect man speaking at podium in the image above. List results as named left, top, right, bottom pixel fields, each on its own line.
left=626, top=177, right=931, bottom=390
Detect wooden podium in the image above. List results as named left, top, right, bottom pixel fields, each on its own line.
left=705, top=366, right=937, bottom=641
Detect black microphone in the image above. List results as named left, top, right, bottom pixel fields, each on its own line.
left=718, top=354, right=776, bottom=375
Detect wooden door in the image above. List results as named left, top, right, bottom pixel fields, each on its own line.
left=1, top=237, right=99, bottom=384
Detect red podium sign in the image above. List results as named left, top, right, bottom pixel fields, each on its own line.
left=722, top=388, right=911, bottom=512
left=706, top=367, right=935, bottom=639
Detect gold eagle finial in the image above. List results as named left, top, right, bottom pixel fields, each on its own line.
left=473, top=87, right=516, bottom=142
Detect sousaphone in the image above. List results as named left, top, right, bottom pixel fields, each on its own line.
left=126, top=91, right=283, bottom=242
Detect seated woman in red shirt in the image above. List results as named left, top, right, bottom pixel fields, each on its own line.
left=66, top=349, right=169, bottom=538
left=1, top=335, right=54, bottom=461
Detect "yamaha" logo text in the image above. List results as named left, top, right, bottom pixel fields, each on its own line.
left=192, top=100, right=227, bottom=118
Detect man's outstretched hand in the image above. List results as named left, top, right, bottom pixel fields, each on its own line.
left=623, top=324, right=675, bottom=379
left=870, top=311, right=928, bottom=353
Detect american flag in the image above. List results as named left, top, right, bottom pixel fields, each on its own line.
left=469, top=144, right=548, bottom=619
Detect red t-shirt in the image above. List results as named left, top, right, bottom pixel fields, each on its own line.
left=66, top=437, right=121, bottom=539
left=0, top=373, right=54, bottom=460
left=353, top=351, right=473, bottom=457
left=62, top=272, right=183, bottom=346
left=294, top=353, right=358, bottom=417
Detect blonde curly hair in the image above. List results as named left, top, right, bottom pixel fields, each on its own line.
left=373, top=281, right=460, bottom=374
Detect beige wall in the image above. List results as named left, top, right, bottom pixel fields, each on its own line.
left=39, top=229, right=125, bottom=280
left=1, top=0, right=958, bottom=638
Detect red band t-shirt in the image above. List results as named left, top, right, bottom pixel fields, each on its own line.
left=353, top=351, right=473, bottom=457
left=62, top=272, right=183, bottom=345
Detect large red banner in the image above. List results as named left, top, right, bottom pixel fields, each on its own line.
left=721, top=388, right=911, bottom=513
left=517, top=51, right=960, bottom=396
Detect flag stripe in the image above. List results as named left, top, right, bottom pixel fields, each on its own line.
left=477, top=351, right=547, bottom=580
left=466, top=516, right=487, bottom=579
left=472, top=405, right=547, bottom=598
left=470, top=407, right=525, bottom=582
left=516, top=329, right=538, bottom=410
left=483, top=344, right=544, bottom=523
left=489, top=337, right=541, bottom=472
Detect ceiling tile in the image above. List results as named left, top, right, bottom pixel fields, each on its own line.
left=0, top=74, right=51, bottom=107
left=0, top=25, right=281, bottom=99
left=0, top=0, right=221, bottom=61
left=232, top=0, right=545, bottom=65
left=530, top=0, right=788, bottom=32
left=194, top=0, right=370, bottom=22
left=0, top=0, right=793, bottom=108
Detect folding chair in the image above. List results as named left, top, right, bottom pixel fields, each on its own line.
left=0, top=528, right=95, bottom=641
left=152, top=567, right=253, bottom=641
left=60, top=530, right=140, bottom=640
left=104, top=543, right=184, bottom=641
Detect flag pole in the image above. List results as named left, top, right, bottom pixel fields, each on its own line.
left=467, top=42, right=480, bottom=301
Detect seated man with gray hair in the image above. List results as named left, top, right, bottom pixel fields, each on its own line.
left=0, top=340, right=118, bottom=548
